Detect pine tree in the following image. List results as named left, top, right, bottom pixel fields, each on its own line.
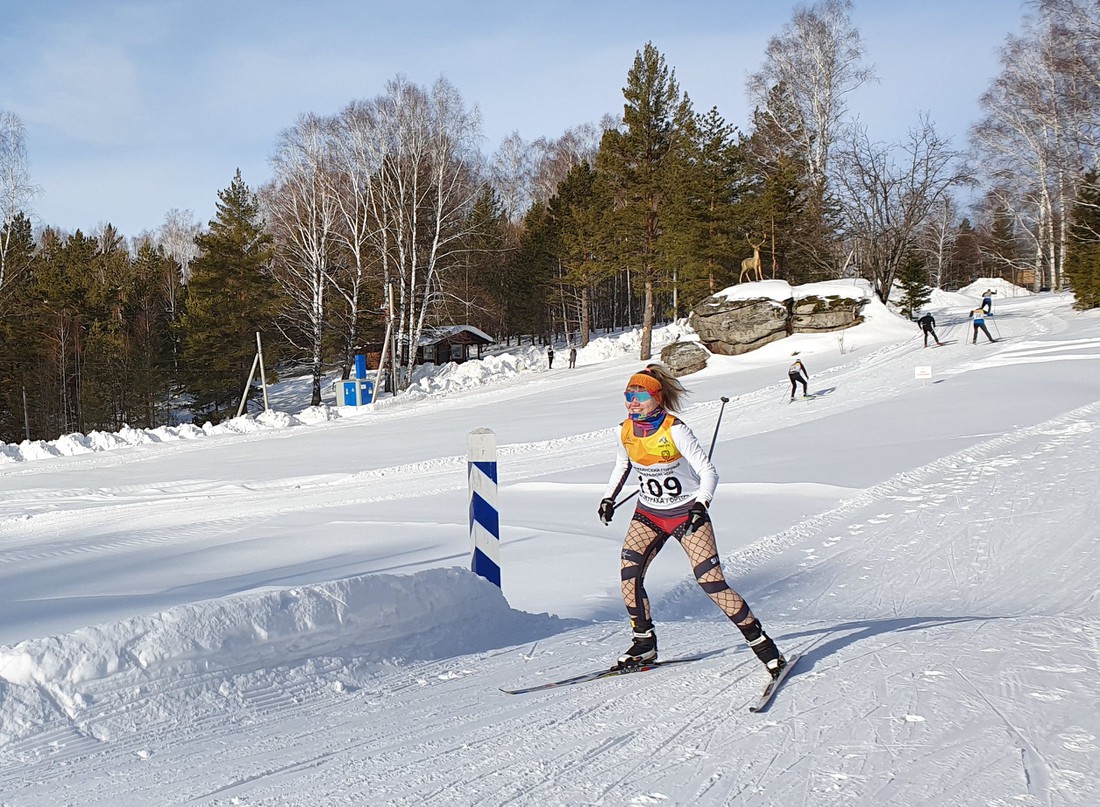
left=596, top=42, right=694, bottom=359
left=1065, top=170, right=1100, bottom=310
left=36, top=229, right=99, bottom=434
left=987, top=202, right=1018, bottom=278
left=0, top=212, right=35, bottom=441
left=740, top=84, right=817, bottom=282
left=551, top=162, right=613, bottom=346
left=462, top=187, right=526, bottom=343
left=180, top=170, right=277, bottom=422
left=664, top=107, right=744, bottom=310
left=896, top=250, right=933, bottom=319
left=503, top=202, right=556, bottom=341
left=449, top=185, right=509, bottom=338
left=80, top=224, right=140, bottom=432
left=950, top=218, right=983, bottom=288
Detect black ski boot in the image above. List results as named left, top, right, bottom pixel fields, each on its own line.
left=617, top=627, right=657, bottom=667
left=739, top=620, right=786, bottom=679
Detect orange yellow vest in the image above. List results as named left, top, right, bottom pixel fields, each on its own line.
left=619, top=415, right=699, bottom=510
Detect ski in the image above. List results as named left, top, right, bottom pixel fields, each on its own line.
left=500, top=653, right=716, bottom=695
left=748, top=653, right=801, bottom=713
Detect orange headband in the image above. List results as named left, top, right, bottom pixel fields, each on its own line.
left=626, top=372, right=663, bottom=396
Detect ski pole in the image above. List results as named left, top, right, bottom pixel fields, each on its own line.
left=708, top=396, right=729, bottom=460
left=990, top=314, right=1001, bottom=338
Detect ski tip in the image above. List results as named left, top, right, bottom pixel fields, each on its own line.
left=748, top=653, right=801, bottom=713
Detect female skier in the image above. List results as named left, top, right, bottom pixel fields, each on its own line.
left=788, top=359, right=809, bottom=399
left=598, top=363, right=786, bottom=677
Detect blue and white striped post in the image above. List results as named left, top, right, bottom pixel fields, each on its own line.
left=468, top=428, right=501, bottom=587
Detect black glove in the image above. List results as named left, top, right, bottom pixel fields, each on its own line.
left=598, top=497, right=616, bottom=525
left=687, top=501, right=709, bottom=533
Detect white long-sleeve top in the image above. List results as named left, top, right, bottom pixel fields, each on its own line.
left=603, top=415, right=718, bottom=511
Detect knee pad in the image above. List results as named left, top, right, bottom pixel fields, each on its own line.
left=693, top=555, right=729, bottom=594
left=621, top=548, right=645, bottom=581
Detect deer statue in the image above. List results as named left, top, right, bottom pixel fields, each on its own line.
left=739, top=237, right=766, bottom=283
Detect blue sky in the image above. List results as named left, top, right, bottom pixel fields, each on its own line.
left=1, top=0, right=1024, bottom=237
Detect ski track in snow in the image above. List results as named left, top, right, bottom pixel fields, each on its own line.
left=0, top=286, right=1098, bottom=805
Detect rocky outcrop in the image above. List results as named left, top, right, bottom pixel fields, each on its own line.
left=660, top=340, right=710, bottom=376
left=790, top=293, right=865, bottom=332
left=673, top=280, right=869, bottom=363
left=689, top=296, right=790, bottom=356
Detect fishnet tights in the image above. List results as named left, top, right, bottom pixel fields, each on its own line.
left=620, top=516, right=755, bottom=627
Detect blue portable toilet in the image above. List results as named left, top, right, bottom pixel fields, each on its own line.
left=341, top=379, right=374, bottom=405
left=340, top=354, right=374, bottom=405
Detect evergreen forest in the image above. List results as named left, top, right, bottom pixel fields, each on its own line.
left=2, top=1, right=1099, bottom=443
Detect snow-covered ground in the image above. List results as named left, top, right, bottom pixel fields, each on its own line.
left=0, top=279, right=1097, bottom=806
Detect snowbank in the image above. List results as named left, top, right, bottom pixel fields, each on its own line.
left=959, top=277, right=1034, bottom=299
left=0, top=567, right=574, bottom=744
left=712, top=278, right=872, bottom=304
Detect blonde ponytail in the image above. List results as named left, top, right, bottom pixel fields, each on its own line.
left=643, top=363, right=690, bottom=413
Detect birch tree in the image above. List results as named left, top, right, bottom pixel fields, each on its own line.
left=490, top=131, right=535, bottom=224
left=834, top=116, right=970, bottom=303
left=971, top=3, right=1100, bottom=291
left=158, top=209, right=201, bottom=286
left=155, top=208, right=200, bottom=371
left=916, top=195, right=957, bottom=289
left=1, top=111, right=37, bottom=298
left=372, top=76, right=484, bottom=387
left=529, top=121, right=610, bottom=208
left=329, top=100, right=389, bottom=380
left=265, top=113, right=340, bottom=406
left=746, top=0, right=874, bottom=200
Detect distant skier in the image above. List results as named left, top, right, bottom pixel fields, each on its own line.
left=568, top=346, right=577, bottom=369
left=598, top=363, right=786, bottom=679
left=969, top=306, right=996, bottom=344
left=917, top=312, right=942, bottom=347
left=788, top=359, right=809, bottom=400
left=981, top=289, right=995, bottom=314
left=547, top=345, right=555, bottom=369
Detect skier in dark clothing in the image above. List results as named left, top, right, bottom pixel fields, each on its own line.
left=969, top=307, right=996, bottom=343
left=547, top=345, right=554, bottom=368
left=787, top=359, right=808, bottom=400
left=917, top=313, right=942, bottom=347
left=981, top=290, right=995, bottom=314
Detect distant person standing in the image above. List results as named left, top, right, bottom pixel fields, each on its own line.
left=981, top=289, right=995, bottom=314
left=568, top=346, right=577, bottom=369
left=547, top=345, right=555, bottom=369
left=788, top=359, right=808, bottom=400
left=917, top=313, right=942, bottom=347
left=969, top=306, right=996, bottom=344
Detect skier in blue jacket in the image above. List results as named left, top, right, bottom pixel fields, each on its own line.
left=969, top=306, right=996, bottom=344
